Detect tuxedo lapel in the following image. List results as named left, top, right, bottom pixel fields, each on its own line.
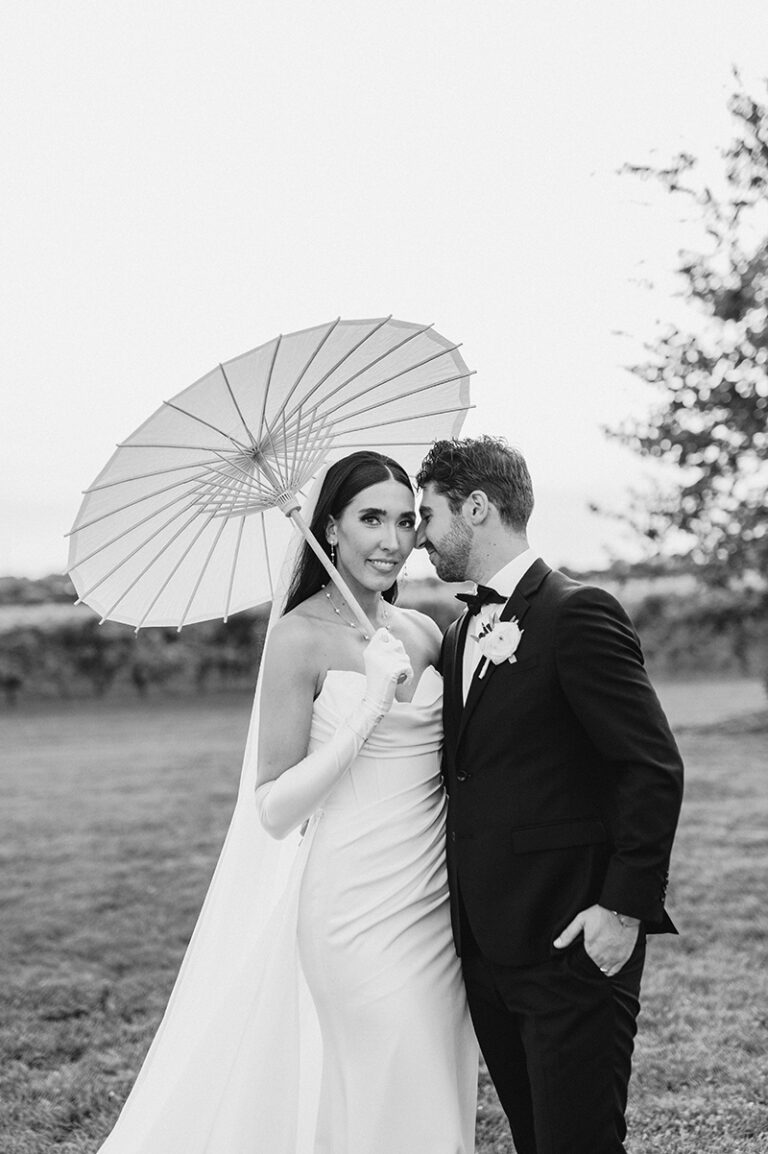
left=457, top=558, right=551, bottom=745
left=455, top=611, right=472, bottom=682
left=444, top=612, right=471, bottom=748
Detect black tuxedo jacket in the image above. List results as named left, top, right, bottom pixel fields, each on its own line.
left=441, top=559, right=684, bottom=967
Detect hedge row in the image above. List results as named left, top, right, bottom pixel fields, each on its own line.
left=0, top=578, right=765, bottom=704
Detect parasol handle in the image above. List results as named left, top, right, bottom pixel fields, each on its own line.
left=286, top=507, right=376, bottom=637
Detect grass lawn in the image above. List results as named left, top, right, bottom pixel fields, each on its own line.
left=1, top=683, right=767, bottom=1153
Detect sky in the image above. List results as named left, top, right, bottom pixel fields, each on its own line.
left=2, top=1, right=767, bottom=581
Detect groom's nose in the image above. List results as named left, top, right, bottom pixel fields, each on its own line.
left=415, top=521, right=428, bottom=549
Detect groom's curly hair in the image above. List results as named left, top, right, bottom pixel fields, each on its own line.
left=416, top=436, right=534, bottom=532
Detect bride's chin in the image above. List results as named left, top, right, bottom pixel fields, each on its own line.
left=366, top=576, right=399, bottom=594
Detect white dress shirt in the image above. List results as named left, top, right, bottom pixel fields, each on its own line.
left=461, top=548, right=538, bottom=702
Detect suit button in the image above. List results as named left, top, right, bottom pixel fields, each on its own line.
left=456, top=771, right=470, bottom=782
left=450, top=832, right=456, bottom=842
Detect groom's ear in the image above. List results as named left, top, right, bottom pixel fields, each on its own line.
left=464, top=490, right=491, bottom=525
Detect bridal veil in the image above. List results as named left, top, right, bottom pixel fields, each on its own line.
left=97, top=484, right=326, bottom=1153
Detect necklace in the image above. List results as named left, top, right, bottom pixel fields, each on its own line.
left=324, top=586, right=390, bottom=640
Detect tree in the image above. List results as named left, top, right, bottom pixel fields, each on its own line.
left=610, top=78, right=768, bottom=584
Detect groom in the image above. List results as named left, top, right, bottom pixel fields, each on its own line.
left=416, top=437, right=683, bottom=1154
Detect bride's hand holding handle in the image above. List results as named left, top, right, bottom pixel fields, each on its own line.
left=362, top=628, right=414, bottom=716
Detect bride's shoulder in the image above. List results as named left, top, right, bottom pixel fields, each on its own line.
left=267, top=598, right=327, bottom=655
left=261, top=604, right=330, bottom=699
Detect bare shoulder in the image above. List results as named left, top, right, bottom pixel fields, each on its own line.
left=391, top=604, right=443, bottom=665
left=262, top=601, right=327, bottom=686
left=265, top=605, right=317, bottom=652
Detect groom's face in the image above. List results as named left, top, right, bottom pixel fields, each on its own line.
left=416, top=483, right=473, bottom=582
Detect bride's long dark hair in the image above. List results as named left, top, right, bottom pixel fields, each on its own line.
left=282, top=451, right=413, bottom=616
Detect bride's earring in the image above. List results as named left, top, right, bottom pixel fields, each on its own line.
left=330, top=543, right=337, bottom=566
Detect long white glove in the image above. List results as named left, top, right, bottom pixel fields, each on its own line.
left=255, top=628, right=413, bottom=839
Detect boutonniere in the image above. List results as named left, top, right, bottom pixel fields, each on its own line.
left=474, top=617, right=524, bottom=679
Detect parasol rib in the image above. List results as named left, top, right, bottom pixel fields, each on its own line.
left=76, top=492, right=215, bottom=601
left=68, top=469, right=218, bottom=535
left=71, top=452, right=272, bottom=539
left=313, top=345, right=462, bottom=422
left=331, top=403, right=474, bottom=437
left=66, top=481, right=220, bottom=571
left=176, top=508, right=233, bottom=631
left=134, top=507, right=222, bottom=631
left=293, top=424, right=334, bottom=493
left=219, top=362, right=257, bottom=449
left=284, top=321, right=436, bottom=424
left=292, top=406, right=333, bottom=481
left=209, top=452, right=277, bottom=497
left=290, top=403, right=303, bottom=480
left=317, top=367, right=470, bottom=428
left=277, top=335, right=454, bottom=445
left=276, top=317, right=341, bottom=417
left=256, top=335, right=282, bottom=450
left=255, top=413, right=290, bottom=491
left=296, top=438, right=334, bottom=493
left=118, top=443, right=242, bottom=453
left=209, top=452, right=283, bottom=507
left=98, top=505, right=208, bottom=623
left=84, top=457, right=225, bottom=493
left=330, top=438, right=469, bottom=449
left=289, top=404, right=318, bottom=480
left=162, top=401, right=250, bottom=452
left=273, top=316, right=393, bottom=429
left=224, top=514, right=247, bottom=622
left=177, top=466, right=253, bottom=629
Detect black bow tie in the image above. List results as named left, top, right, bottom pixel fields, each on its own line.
left=455, top=585, right=506, bottom=616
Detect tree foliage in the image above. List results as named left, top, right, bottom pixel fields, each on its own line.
left=611, top=79, right=768, bottom=582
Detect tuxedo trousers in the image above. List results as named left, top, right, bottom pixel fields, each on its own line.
left=460, top=898, right=645, bottom=1154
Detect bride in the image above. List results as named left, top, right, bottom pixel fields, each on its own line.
left=96, top=450, right=478, bottom=1154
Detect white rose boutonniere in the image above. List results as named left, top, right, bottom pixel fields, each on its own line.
left=474, top=617, right=524, bottom=679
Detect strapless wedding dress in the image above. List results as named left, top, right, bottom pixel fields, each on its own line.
left=96, top=666, right=477, bottom=1154
left=299, top=666, right=478, bottom=1153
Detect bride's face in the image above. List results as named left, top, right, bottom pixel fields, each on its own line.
left=327, top=478, right=416, bottom=594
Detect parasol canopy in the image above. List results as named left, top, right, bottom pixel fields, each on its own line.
left=66, top=316, right=473, bottom=630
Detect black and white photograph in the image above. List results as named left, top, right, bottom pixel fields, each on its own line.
left=1, top=3, right=766, bottom=1152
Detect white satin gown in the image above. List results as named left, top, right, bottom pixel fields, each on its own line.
left=95, top=665, right=477, bottom=1154
left=298, top=665, right=478, bottom=1153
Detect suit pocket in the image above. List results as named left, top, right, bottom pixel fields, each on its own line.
left=568, top=938, right=609, bottom=982
left=509, top=818, right=607, bottom=854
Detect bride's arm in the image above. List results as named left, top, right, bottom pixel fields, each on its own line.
left=256, top=622, right=412, bottom=839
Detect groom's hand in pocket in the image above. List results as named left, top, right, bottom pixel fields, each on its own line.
left=553, top=904, right=640, bottom=977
